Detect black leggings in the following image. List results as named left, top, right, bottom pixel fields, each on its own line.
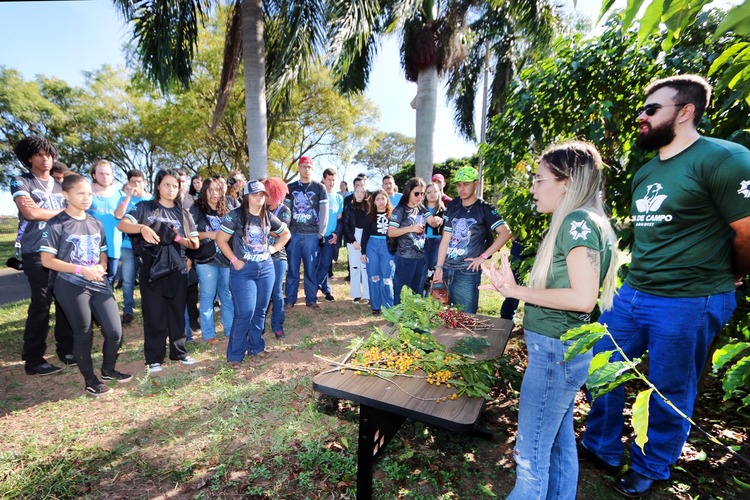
left=54, top=278, right=122, bottom=383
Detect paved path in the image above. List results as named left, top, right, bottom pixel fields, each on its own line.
left=0, top=267, right=30, bottom=305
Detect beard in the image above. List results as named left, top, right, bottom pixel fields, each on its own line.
left=635, top=117, right=677, bottom=151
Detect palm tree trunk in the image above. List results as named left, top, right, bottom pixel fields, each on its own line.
left=242, top=0, right=268, bottom=180
left=415, top=65, right=437, bottom=181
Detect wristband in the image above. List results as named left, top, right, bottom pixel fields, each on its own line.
left=230, top=257, right=239, bottom=265
left=75, top=265, right=82, bottom=275
left=174, top=235, right=182, bottom=243
left=481, top=252, right=489, bottom=259
left=435, top=264, right=443, bottom=269
left=139, top=226, right=146, bottom=234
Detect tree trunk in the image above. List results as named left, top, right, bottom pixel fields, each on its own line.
left=242, top=0, right=268, bottom=180
left=414, top=65, right=437, bottom=181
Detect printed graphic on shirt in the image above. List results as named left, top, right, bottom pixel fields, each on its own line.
left=206, top=214, right=223, bottom=231
left=66, top=234, right=102, bottom=266
left=376, top=213, right=389, bottom=235
left=244, top=224, right=267, bottom=261
left=291, top=191, right=318, bottom=225
left=633, top=182, right=673, bottom=227
left=569, top=220, right=592, bottom=241
left=447, top=217, right=477, bottom=260
left=739, top=179, right=750, bottom=198
left=146, top=214, right=182, bottom=231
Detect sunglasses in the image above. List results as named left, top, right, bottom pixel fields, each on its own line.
left=412, top=191, right=425, bottom=196
left=637, top=102, right=687, bottom=116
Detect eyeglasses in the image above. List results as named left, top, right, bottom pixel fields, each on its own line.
left=412, top=191, right=425, bottom=196
left=637, top=103, right=687, bottom=117
left=531, top=176, right=553, bottom=187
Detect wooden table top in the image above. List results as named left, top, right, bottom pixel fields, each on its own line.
left=313, top=317, right=514, bottom=432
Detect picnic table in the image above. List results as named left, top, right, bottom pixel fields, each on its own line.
left=312, top=316, right=513, bottom=499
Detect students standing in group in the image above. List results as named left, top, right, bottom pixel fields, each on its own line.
left=262, top=177, right=291, bottom=340
left=40, top=174, right=132, bottom=396
left=342, top=184, right=370, bottom=303
left=421, top=181, right=446, bottom=295
left=433, top=166, right=512, bottom=314
left=11, top=136, right=74, bottom=375
left=114, top=169, right=152, bottom=325
left=482, top=141, right=618, bottom=499
left=217, top=181, right=290, bottom=365
left=118, top=169, right=200, bottom=373
left=87, top=160, right=123, bottom=286
left=388, top=177, right=431, bottom=304
left=284, top=156, right=328, bottom=309
left=361, top=189, right=395, bottom=315
left=317, top=168, right=343, bottom=302
left=189, top=177, right=234, bottom=345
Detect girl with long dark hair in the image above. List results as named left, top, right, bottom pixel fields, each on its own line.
left=360, top=189, right=394, bottom=315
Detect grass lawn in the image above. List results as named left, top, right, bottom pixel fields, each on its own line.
left=0, top=243, right=747, bottom=498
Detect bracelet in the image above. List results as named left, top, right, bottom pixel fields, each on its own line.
left=174, top=235, right=182, bottom=243
left=481, top=252, right=489, bottom=259
left=230, top=257, right=238, bottom=265
left=435, top=264, right=443, bottom=269
left=75, top=265, right=82, bottom=275
left=139, top=226, right=145, bottom=234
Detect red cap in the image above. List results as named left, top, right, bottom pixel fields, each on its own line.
left=432, top=173, right=445, bottom=183
left=298, top=156, right=313, bottom=166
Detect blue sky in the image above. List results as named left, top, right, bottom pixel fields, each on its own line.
left=0, top=0, right=602, bottom=214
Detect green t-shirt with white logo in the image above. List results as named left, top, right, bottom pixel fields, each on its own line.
left=524, top=210, right=613, bottom=339
left=626, top=137, right=750, bottom=297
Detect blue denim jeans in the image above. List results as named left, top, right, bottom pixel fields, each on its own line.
left=227, top=258, right=274, bottom=361
left=443, top=266, right=482, bottom=314
left=582, top=283, right=736, bottom=480
left=120, top=247, right=136, bottom=315
left=105, top=257, right=119, bottom=286
left=509, top=330, right=592, bottom=500
left=365, top=237, right=394, bottom=311
left=317, top=235, right=337, bottom=295
left=393, top=254, right=425, bottom=305
left=196, top=263, right=234, bottom=340
left=270, top=258, right=288, bottom=333
left=286, top=233, right=320, bottom=306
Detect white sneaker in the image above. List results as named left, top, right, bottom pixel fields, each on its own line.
left=179, top=356, right=196, bottom=365
left=148, top=363, right=163, bottom=373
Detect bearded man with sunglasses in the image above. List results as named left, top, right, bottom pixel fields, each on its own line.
left=580, top=75, right=750, bottom=497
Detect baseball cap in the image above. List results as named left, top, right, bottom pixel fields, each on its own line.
left=432, top=173, right=445, bottom=183
left=245, top=179, right=269, bottom=196
left=454, top=166, right=479, bottom=182
left=298, top=156, right=314, bottom=167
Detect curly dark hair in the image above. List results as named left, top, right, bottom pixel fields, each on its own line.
left=195, top=178, right=228, bottom=216
left=14, top=136, right=58, bottom=169
left=368, top=189, right=393, bottom=221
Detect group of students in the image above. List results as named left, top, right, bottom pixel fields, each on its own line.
left=10, top=73, right=749, bottom=498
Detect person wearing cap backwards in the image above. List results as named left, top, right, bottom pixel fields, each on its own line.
left=431, top=173, right=452, bottom=204
left=433, top=166, right=512, bottom=313
left=284, top=156, right=329, bottom=309
left=217, top=180, right=290, bottom=365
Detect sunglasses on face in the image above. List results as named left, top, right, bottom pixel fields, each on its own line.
left=637, top=102, right=687, bottom=117
left=412, top=191, right=425, bottom=196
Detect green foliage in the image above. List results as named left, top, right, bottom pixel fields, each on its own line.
left=381, top=288, right=443, bottom=331
left=355, top=131, right=416, bottom=179
left=632, top=388, right=653, bottom=454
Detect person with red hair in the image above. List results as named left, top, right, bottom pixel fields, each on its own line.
left=263, top=177, right=291, bottom=339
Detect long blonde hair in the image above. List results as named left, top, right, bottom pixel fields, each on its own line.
left=528, top=141, right=617, bottom=310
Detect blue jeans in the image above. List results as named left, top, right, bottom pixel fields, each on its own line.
left=105, top=257, right=119, bottom=286
left=419, top=237, right=441, bottom=296
left=227, top=259, right=274, bottom=361
left=270, top=258, right=288, bottom=333
left=120, top=247, right=136, bottom=315
left=509, top=330, right=592, bottom=500
left=443, top=266, right=482, bottom=314
left=286, top=233, right=320, bottom=306
left=393, top=254, right=424, bottom=305
left=317, top=235, right=337, bottom=294
left=365, top=237, right=394, bottom=311
left=196, top=263, right=234, bottom=341
left=582, top=283, right=736, bottom=480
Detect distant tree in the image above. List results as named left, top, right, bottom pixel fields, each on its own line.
left=354, top=131, right=416, bottom=179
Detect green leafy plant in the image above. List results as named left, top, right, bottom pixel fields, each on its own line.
left=712, top=341, right=750, bottom=409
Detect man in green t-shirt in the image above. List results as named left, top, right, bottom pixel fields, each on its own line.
left=580, top=75, right=750, bottom=497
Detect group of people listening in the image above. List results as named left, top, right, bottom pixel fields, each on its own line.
left=8, top=73, right=750, bottom=498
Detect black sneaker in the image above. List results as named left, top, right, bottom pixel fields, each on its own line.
left=85, top=380, right=112, bottom=397
left=325, top=293, right=335, bottom=302
left=101, top=369, right=133, bottom=383
left=25, top=362, right=62, bottom=376
left=353, top=297, right=361, bottom=303
left=122, top=313, right=134, bottom=325
left=61, top=354, right=77, bottom=366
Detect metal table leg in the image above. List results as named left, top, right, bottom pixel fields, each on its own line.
left=356, top=404, right=406, bottom=500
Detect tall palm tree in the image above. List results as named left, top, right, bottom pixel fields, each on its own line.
left=112, top=0, right=327, bottom=180
left=329, top=0, right=557, bottom=180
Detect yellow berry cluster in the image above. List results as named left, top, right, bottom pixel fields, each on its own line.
left=427, top=369, right=453, bottom=386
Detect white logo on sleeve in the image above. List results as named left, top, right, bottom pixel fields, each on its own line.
left=635, top=183, right=667, bottom=213
left=569, top=220, right=591, bottom=240
left=739, top=180, right=750, bottom=198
